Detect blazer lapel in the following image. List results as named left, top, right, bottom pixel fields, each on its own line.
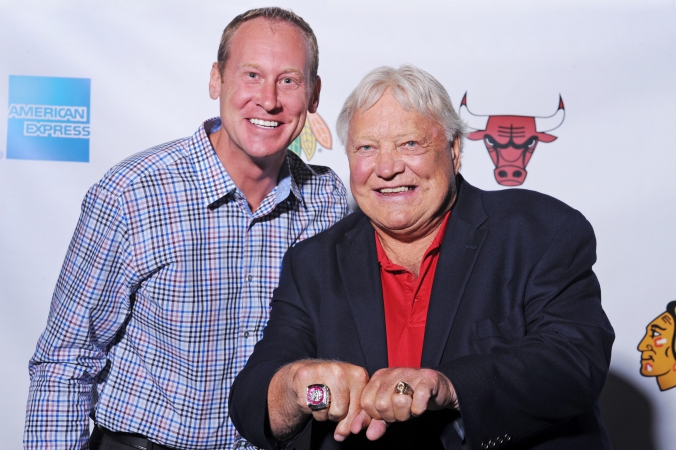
left=336, top=213, right=389, bottom=374
left=421, top=177, right=488, bottom=368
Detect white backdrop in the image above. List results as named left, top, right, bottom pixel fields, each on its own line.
left=1, top=0, right=675, bottom=448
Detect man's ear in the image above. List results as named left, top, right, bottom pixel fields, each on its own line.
left=308, top=76, right=321, bottom=114
left=209, top=63, right=222, bottom=100
left=451, top=138, right=462, bottom=173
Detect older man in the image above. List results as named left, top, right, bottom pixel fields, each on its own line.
left=24, top=8, right=348, bottom=450
left=230, top=65, right=614, bottom=449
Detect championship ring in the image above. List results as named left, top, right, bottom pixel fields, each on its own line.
left=306, top=384, right=331, bottom=410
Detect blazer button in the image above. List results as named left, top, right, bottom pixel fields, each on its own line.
left=497, top=436, right=504, bottom=445
left=481, top=443, right=488, bottom=450
left=504, top=434, right=512, bottom=442
left=488, top=440, right=496, bottom=448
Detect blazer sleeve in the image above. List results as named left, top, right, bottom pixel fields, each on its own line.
left=229, top=248, right=316, bottom=450
left=439, top=209, right=614, bottom=449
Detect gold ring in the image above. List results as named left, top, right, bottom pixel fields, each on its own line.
left=393, top=381, right=414, bottom=397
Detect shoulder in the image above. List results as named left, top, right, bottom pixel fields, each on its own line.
left=287, top=151, right=347, bottom=197
left=457, top=177, right=593, bottom=243
left=92, top=136, right=193, bottom=199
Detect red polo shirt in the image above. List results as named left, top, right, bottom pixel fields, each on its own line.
left=375, top=212, right=450, bottom=368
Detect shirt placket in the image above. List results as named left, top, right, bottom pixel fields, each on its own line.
left=233, top=190, right=280, bottom=373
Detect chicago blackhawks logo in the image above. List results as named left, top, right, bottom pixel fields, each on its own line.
left=459, top=93, right=565, bottom=186
left=289, top=112, right=332, bottom=160
left=638, top=301, right=676, bottom=391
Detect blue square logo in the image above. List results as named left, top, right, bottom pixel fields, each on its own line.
left=7, top=75, right=91, bottom=162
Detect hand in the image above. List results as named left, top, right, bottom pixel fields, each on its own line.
left=357, top=368, right=458, bottom=440
left=268, top=360, right=370, bottom=442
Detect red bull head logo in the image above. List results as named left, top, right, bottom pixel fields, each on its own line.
left=459, top=93, right=565, bottom=186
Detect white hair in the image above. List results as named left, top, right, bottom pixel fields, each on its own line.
left=336, top=64, right=466, bottom=151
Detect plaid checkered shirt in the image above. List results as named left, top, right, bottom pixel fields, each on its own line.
left=24, top=118, right=349, bottom=450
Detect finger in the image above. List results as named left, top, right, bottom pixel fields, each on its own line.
left=359, top=375, right=382, bottom=420
left=391, top=389, right=413, bottom=422
left=333, top=395, right=358, bottom=440
left=334, top=367, right=370, bottom=441
left=327, top=382, right=350, bottom=423
left=349, top=410, right=372, bottom=435
left=410, top=378, right=433, bottom=417
left=311, top=408, right=330, bottom=422
left=365, top=419, right=388, bottom=441
left=372, top=381, right=399, bottom=422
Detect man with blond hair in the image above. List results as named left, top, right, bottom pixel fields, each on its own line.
left=25, top=8, right=348, bottom=450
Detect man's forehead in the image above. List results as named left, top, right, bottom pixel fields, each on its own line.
left=231, top=17, right=308, bottom=49
left=351, top=108, right=444, bottom=140
left=227, top=19, right=311, bottom=71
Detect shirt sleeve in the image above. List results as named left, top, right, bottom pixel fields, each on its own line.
left=24, top=184, right=138, bottom=450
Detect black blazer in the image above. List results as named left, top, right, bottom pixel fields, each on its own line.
left=230, top=176, right=614, bottom=450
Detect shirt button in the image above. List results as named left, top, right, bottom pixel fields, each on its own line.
left=244, top=331, right=250, bottom=338
left=247, top=274, right=253, bottom=282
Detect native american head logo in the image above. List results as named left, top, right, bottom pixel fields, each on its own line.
left=638, top=301, right=676, bottom=391
left=459, top=93, right=565, bottom=186
left=289, top=112, right=332, bottom=160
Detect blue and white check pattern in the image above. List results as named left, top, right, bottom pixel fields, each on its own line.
left=24, top=118, right=349, bottom=450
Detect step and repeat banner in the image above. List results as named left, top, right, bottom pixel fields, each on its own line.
left=1, top=0, right=674, bottom=448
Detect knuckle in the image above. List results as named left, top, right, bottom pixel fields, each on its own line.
left=391, top=394, right=409, bottom=408
left=328, top=411, right=344, bottom=422
left=420, top=368, right=437, bottom=380
left=374, top=398, right=389, bottom=412
left=330, top=364, right=344, bottom=378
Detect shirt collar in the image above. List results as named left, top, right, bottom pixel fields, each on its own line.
left=375, top=210, right=452, bottom=272
left=189, top=117, right=304, bottom=209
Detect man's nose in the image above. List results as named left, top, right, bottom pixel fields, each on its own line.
left=374, top=146, right=405, bottom=179
left=258, top=80, right=280, bottom=112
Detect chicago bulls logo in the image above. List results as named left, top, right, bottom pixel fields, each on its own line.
left=459, top=93, right=565, bottom=186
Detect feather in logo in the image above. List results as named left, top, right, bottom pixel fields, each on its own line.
left=289, top=112, right=332, bottom=160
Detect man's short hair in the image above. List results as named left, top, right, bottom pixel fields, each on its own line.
left=217, top=7, right=319, bottom=85
left=336, top=65, right=466, bottom=152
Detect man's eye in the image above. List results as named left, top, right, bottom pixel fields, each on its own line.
left=405, top=141, right=417, bottom=147
left=282, top=78, right=293, bottom=84
left=248, top=73, right=257, bottom=78
left=358, top=145, right=372, bottom=151
left=652, top=330, right=662, bottom=337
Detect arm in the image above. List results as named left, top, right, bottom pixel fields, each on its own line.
left=442, top=210, right=614, bottom=448
left=24, top=185, right=138, bottom=450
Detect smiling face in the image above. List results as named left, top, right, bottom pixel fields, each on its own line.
left=638, top=312, right=675, bottom=378
left=347, top=91, right=460, bottom=240
left=209, top=17, right=320, bottom=164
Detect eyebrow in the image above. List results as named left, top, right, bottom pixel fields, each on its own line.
left=239, top=63, right=304, bottom=77
left=651, top=324, right=667, bottom=331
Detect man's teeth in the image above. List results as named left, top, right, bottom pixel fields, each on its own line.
left=379, top=186, right=412, bottom=193
left=249, top=118, right=279, bottom=128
